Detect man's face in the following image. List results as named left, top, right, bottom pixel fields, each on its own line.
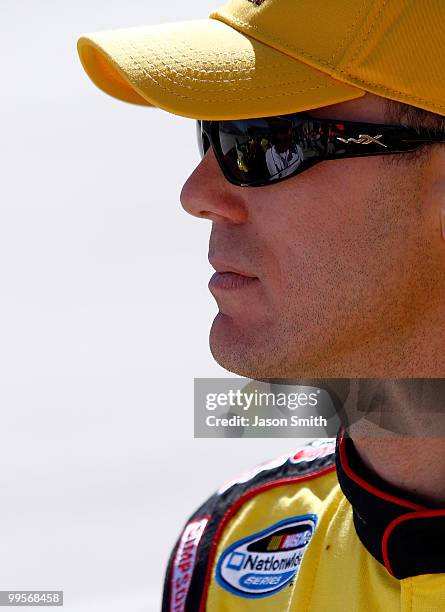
left=273, top=126, right=292, bottom=152
left=180, top=93, right=444, bottom=378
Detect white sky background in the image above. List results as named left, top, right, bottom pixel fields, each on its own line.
left=0, top=2, right=308, bottom=610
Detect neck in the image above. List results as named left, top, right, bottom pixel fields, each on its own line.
left=350, top=434, right=445, bottom=507
left=347, top=379, right=445, bottom=506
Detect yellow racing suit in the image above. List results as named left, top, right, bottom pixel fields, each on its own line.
left=163, top=433, right=445, bottom=611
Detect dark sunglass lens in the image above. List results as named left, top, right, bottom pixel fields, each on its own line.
left=216, top=117, right=313, bottom=185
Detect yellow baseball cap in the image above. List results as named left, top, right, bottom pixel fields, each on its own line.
left=77, top=0, right=445, bottom=120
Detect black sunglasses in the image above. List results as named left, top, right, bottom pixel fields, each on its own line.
left=197, top=112, right=445, bottom=187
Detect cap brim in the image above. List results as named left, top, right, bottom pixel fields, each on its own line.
left=77, top=18, right=365, bottom=120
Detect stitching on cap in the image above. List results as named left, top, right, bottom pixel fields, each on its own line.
left=207, top=8, right=369, bottom=66
left=124, top=39, right=314, bottom=90
left=215, top=10, right=339, bottom=69
left=144, top=29, right=290, bottom=75
left=136, top=49, right=310, bottom=90
left=329, top=0, right=368, bottom=62
left=339, top=72, right=445, bottom=110
left=127, top=41, right=276, bottom=86
left=115, top=39, right=330, bottom=103
left=145, top=3, right=369, bottom=73
left=344, top=0, right=389, bottom=70
left=212, top=11, right=445, bottom=111
left=136, top=37, right=295, bottom=77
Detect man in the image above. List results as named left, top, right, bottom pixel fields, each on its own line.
left=77, top=2, right=445, bottom=380
left=76, top=1, right=445, bottom=610
left=265, top=119, right=304, bottom=179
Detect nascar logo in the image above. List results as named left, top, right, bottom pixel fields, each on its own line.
left=216, top=515, right=317, bottom=598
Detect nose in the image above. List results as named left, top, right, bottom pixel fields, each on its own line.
left=180, top=149, right=248, bottom=224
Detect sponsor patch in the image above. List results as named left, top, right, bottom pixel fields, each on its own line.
left=216, top=515, right=317, bottom=598
left=170, top=516, right=209, bottom=612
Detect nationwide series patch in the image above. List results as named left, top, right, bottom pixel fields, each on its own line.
left=216, top=515, right=317, bottom=598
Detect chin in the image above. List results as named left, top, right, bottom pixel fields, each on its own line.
left=209, top=312, right=286, bottom=379
left=209, top=313, right=263, bottom=377
left=209, top=312, right=327, bottom=379
left=210, top=344, right=265, bottom=379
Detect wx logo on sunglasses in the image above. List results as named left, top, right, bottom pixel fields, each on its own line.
left=336, top=134, right=387, bottom=148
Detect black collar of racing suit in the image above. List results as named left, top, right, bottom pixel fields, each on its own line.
left=335, top=430, right=445, bottom=579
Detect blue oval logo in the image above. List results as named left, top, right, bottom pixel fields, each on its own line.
left=216, top=514, right=317, bottom=599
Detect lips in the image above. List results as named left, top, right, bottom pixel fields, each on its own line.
left=208, top=258, right=259, bottom=291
